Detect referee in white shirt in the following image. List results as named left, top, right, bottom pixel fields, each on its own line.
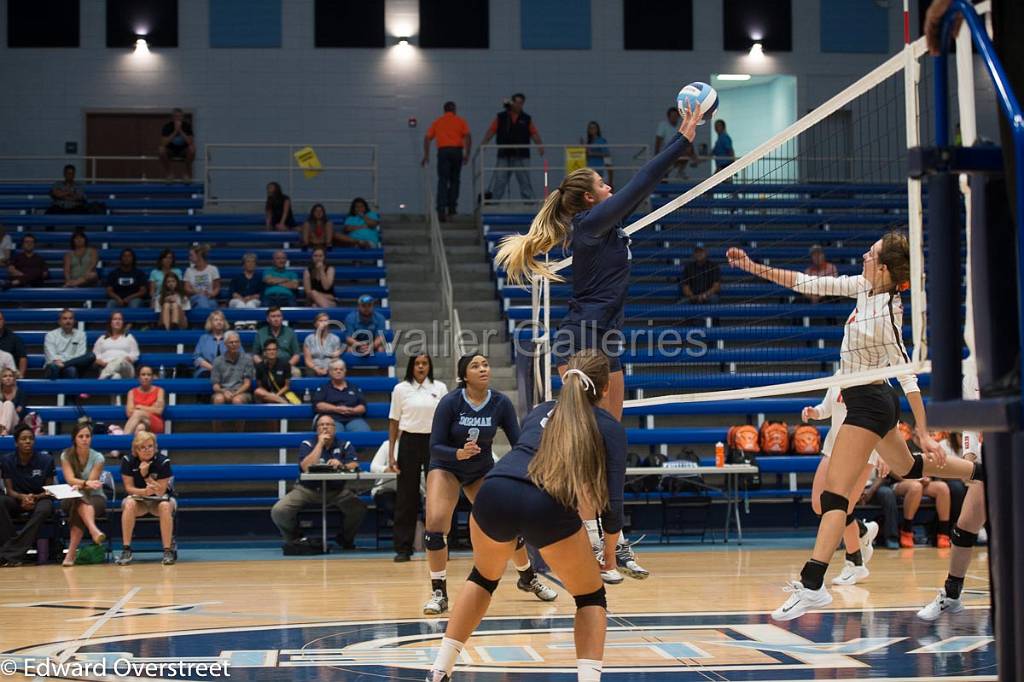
left=389, top=354, right=447, bottom=562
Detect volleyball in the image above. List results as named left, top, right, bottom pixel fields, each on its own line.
left=676, top=81, right=719, bottom=125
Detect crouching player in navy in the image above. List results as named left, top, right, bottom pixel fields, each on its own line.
left=423, top=353, right=556, bottom=616
left=271, top=414, right=367, bottom=550
left=426, top=350, right=625, bottom=682
left=116, top=430, right=176, bottom=565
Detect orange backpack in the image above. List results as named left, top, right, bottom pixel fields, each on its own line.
left=728, top=425, right=761, bottom=453
left=792, top=424, right=822, bottom=455
left=759, top=421, right=790, bottom=454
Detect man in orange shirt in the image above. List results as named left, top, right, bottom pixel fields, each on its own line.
left=480, top=93, right=544, bottom=202
left=422, top=101, right=472, bottom=222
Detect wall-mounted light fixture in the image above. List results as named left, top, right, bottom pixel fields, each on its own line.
left=133, top=37, right=149, bottom=54
left=749, top=42, right=764, bottom=59
left=397, top=36, right=410, bottom=46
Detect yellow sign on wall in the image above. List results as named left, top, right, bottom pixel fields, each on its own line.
left=565, top=146, right=587, bottom=174
left=294, top=146, right=322, bottom=179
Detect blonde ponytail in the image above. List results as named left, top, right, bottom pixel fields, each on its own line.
left=528, top=350, right=611, bottom=512
left=494, top=168, right=600, bottom=285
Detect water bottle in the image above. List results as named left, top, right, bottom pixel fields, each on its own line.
left=303, top=387, right=311, bottom=403
left=715, top=441, right=725, bottom=468
left=158, top=365, right=166, bottom=379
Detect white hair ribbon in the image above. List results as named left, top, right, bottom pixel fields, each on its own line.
left=563, top=368, right=595, bottom=394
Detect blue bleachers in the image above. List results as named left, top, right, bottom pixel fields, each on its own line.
left=30, top=403, right=391, bottom=422
left=16, top=329, right=396, bottom=347
left=34, top=249, right=383, bottom=265
left=24, top=351, right=393, bottom=370
left=0, top=198, right=204, bottom=211
left=18, top=376, right=397, bottom=397
left=506, top=302, right=867, bottom=321
left=0, top=285, right=389, bottom=304
left=0, top=182, right=203, bottom=197
left=1, top=306, right=389, bottom=324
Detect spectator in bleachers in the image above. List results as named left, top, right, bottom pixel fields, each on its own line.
left=265, top=182, right=295, bottom=231
left=254, top=339, right=295, bottom=404
left=860, top=460, right=901, bottom=549
left=803, top=245, right=840, bottom=304
left=304, top=311, right=343, bottom=377
left=156, top=271, right=189, bottom=330
left=388, top=353, right=445, bottom=562
left=116, top=430, right=176, bottom=565
left=0, top=227, right=12, bottom=268
left=8, top=234, right=47, bottom=288
left=192, top=310, right=228, bottom=378
left=105, top=248, right=147, bottom=309
left=148, top=248, right=182, bottom=299
left=159, top=108, right=195, bottom=181
left=480, top=93, right=544, bottom=200
left=184, top=245, right=221, bottom=310
left=252, top=307, right=301, bottom=376
left=228, top=253, right=265, bottom=313
left=303, top=247, right=336, bottom=308
left=890, top=470, right=952, bottom=548
left=336, top=198, right=380, bottom=249
left=93, top=311, right=139, bottom=380
left=43, top=309, right=94, bottom=380
left=656, top=107, right=699, bottom=179
left=47, top=164, right=88, bottom=214
left=0, top=368, right=26, bottom=436
left=344, top=295, right=387, bottom=356
left=262, top=250, right=299, bottom=308
left=0, top=426, right=55, bottom=567
left=59, top=422, right=108, bottom=566
left=582, top=120, right=611, bottom=182
left=422, top=101, right=472, bottom=222
left=0, top=350, right=15, bottom=375
left=681, top=246, right=721, bottom=304
left=124, top=366, right=165, bottom=433
left=0, top=312, right=28, bottom=378
left=270, top=414, right=367, bottom=550
left=314, top=359, right=370, bottom=432
left=712, top=119, right=735, bottom=173
left=63, top=231, right=99, bottom=287
left=211, top=331, right=254, bottom=405
left=301, top=204, right=334, bottom=250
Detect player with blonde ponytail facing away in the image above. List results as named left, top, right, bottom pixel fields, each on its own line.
left=425, top=350, right=626, bottom=682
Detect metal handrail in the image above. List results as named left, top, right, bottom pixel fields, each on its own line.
left=422, top=168, right=463, bottom=379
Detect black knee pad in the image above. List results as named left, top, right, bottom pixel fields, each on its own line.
left=515, top=536, right=526, bottom=551
left=574, top=586, right=607, bottom=610
left=951, top=525, right=979, bottom=548
left=845, top=513, right=855, bottom=527
left=467, top=567, right=500, bottom=594
left=820, top=490, right=849, bottom=516
left=903, top=453, right=925, bottom=479
left=424, top=531, right=447, bottom=551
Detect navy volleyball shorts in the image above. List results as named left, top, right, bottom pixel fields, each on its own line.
left=472, top=475, right=582, bottom=549
left=428, top=457, right=493, bottom=487
left=841, top=383, right=901, bottom=439
left=551, top=322, right=624, bottom=372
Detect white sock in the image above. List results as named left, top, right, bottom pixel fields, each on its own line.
left=584, top=520, right=601, bottom=547
left=433, top=637, right=464, bottom=675
left=514, top=559, right=531, bottom=572
left=430, top=570, right=447, bottom=581
left=577, top=658, right=602, bottom=681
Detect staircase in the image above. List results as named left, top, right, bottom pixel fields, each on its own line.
left=381, top=215, right=518, bottom=417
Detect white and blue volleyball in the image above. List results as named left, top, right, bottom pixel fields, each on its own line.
left=676, top=82, right=719, bottom=125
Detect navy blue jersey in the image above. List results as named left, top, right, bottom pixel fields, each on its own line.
left=430, top=389, right=520, bottom=466
left=1, top=451, right=55, bottom=495
left=489, top=400, right=628, bottom=534
left=564, top=133, right=690, bottom=330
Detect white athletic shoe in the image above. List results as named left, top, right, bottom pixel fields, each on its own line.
left=917, top=589, right=965, bottom=621
left=615, top=536, right=650, bottom=580
left=771, top=580, right=833, bottom=621
left=831, top=560, right=870, bottom=586
left=422, top=590, right=449, bottom=616
left=593, top=540, right=624, bottom=584
left=859, top=521, right=879, bottom=565
left=517, top=575, right=558, bottom=602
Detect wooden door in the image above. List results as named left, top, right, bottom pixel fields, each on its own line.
left=85, top=111, right=193, bottom=181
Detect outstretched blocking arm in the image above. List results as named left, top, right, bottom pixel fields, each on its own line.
left=727, top=247, right=863, bottom=298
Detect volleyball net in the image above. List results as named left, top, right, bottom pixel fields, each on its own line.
left=521, top=5, right=990, bottom=407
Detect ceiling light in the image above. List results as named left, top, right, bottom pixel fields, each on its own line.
left=397, top=36, right=410, bottom=46
left=717, top=74, right=751, bottom=81
left=133, top=38, right=149, bottom=55
left=749, top=42, right=764, bottom=58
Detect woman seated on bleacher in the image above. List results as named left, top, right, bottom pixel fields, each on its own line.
left=155, top=272, right=189, bottom=330
left=302, top=247, right=336, bottom=308
left=303, top=311, right=343, bottom=377
left=93, top=311, right=139, bottom=380
left=115, top=430, right=176, bottom=566
left=228, top=253, right=264, bottom=311
left=62, top=230, right=98, bottom=288
left=0, top=367, right=26, bottom=436
left=124, top=366, right=165, bottom=433
left=265, top=182, right=295, bottom=231
left=59, top=422, right=108, bottom=567
left=301, top=204, right=334, bottom=250
left=184, top=245, right=221, bottom=310
left=193, top=310, right=228, bottom=378
left=148, top=248, right=182, bottom=300
left=334, top=198, right=380, bottom=249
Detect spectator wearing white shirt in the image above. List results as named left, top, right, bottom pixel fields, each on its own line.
left=93, top=311, right=140, bottom=380
left=43, top=309, right=94, bottom=380
left=303, top=312, right=343, bottom=377
left=184, top=245, right=221, bottom=310
left=388, top=354, right=446, bottom=562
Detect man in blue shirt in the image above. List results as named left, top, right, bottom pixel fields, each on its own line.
left=712, top=120, right=735, bottom=175
left=0, top=426, right=56, bottom=566
left=313, top=359, right=370, bottom=432
left=270, top=414, right=367, bottom=549
left=262, top=250, right=299, bottom=308
left=344, top=295, right=387, bottom=356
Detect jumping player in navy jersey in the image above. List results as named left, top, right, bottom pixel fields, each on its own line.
left=426, top=350, right=625, bottom=682
left=422, top=354, right=557, bottom=616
